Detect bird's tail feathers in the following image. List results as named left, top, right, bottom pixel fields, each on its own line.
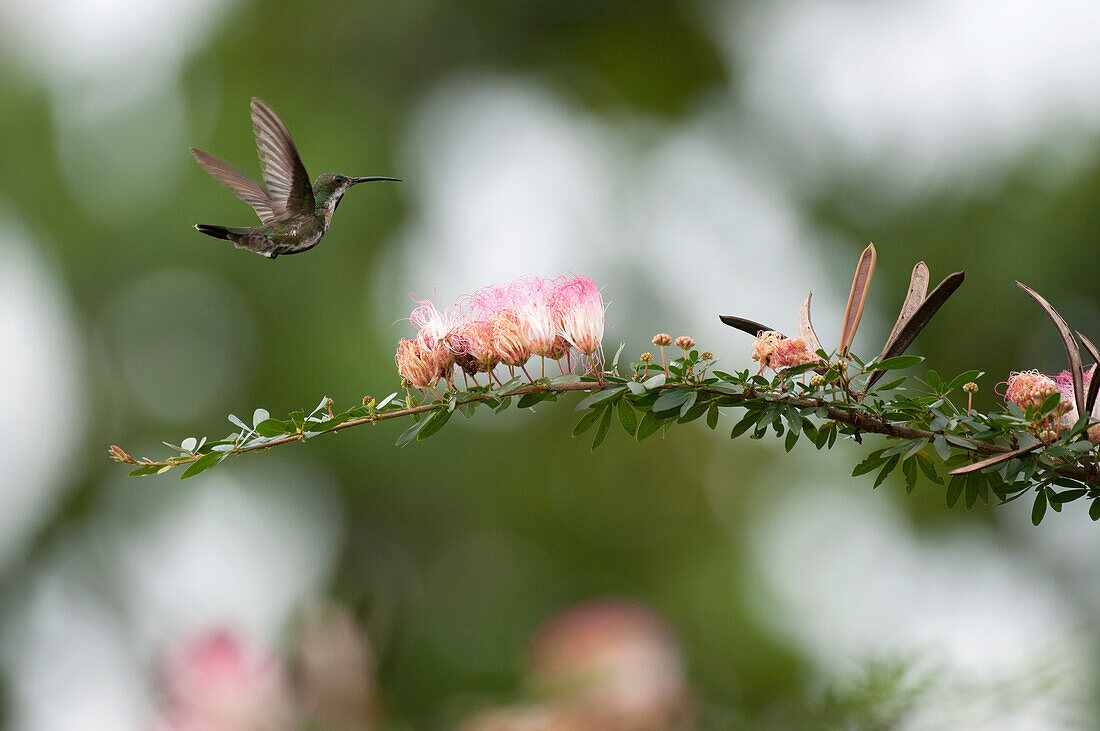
left=194, top=224, right=250, bottom=241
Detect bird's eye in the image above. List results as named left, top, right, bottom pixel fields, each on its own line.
left=336, top=175, right=348, bottom=184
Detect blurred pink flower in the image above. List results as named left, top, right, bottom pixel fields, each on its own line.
left=295, top=604, right=376, bottom=731
left=156, top=629, right=293, bottom=731
left=525, top=599, right=692, bottom=731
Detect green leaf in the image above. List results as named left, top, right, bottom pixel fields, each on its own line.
left=946, top=370, right=983, bottom=393
left=965, top=473, right=979, bottom=510
left=611, top=342, right=627, bottom=371
left=255, top=419, right=291, bottom=438
left=652, top=388, right=692, bottom=414
left=784, top=429, right=798, bottom=453
left=915, top=453, right=942, bottom=484
left=572, top=407, right=605, bottom=437
left=1090, top=499, right=1100, bottom=521
left=550, top=374, right=582, bottom=385
left=902, top=458, right=918, bottom=494
left=1051, top=488, right=1086, bottom=504
left=395, top=419, right=427, bottom=447
left=678, top=391, right=698, bottom=418
left=868, top=355, right=924, bottom=372
left=626, top=381, right=646, bottom=395
left=592, top=408, right=613, bottom=451
left=1040, top=391, right=1062, bottom=415
left=706, top=403, right=720, bottom=430
left=933, top=435, right=951, bottom=461
left=128, top=465, right=162, bottom=477
left=616, top=400, right=637, bottom=436
left=517, top=392, right=551, bottom=409
left=1032, top=490, right=1048, bottom=525
left=730, top=411, right=758, bottom=439
left=852, top=452, right=886, bottom=477
left=873, top=456, right=899, bottom=488
left=417, top=409, right=452, bottom=441
left=181, top=452, right=222, bottom=479
left=783, top=407, right=802, bottom=435
left=636, top=411, right=661, bottom=441
left=945, top=475, right=965, bottom=508
left=575, top=386, right=626, bottom=412
left=643, top=373, right=666, bottom=389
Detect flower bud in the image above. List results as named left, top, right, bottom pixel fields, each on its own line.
left=700, top=351, right=713, bottom=360
left=652, top=333, right=672, bottom=347
left=674, top=336, right=695, bottom=350
left=639, top=352, right=653, bottom=363
left=1088, top=424, right=1100, bottom=445
left=963, top=382, right=978, bottom=394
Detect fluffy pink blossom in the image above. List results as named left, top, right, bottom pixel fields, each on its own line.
left=455, top=318, right=498, bottom=371
left=510, top=276, right=569, bottom=359
left=157, top=630, right=293, bottom=731
left=751, top=331, right=817, bottom=373
left=410, top=299, right=462, bottom=383
left=1004, top=370, right=1067, bottom=416
left=774, top=337, right=819, bottom=369
left=554, top=276, right=605, bottom=358
left=491, top=310, right=532, bottom=367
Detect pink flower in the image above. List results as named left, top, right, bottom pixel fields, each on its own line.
left=510, top=277, right=567, bottom=359
left=395, top=338, right=439, bottom=389
left=1004, top=370, right=1063, bottom=413
left=454, top=318, right=498, bottom=371
left=774, top=337, right=819, bottom=369
left=157, top=630, right=293, bottom=731
left=491, top=310, right=532, bottom=367
left=751, top=331, right=818, bottom=373
left=527, top=600, right=691, bottom=730
left=410, top=299, right=462, bottom=384
left=555, top=276, right=605, bottom=358
left=1053, top=365, right=1095, bottom=424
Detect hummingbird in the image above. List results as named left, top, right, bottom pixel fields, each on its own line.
left=191, top=97, right=399, bottom=259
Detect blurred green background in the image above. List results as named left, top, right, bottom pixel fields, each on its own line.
left=1, top=0, right=1099, bottom=728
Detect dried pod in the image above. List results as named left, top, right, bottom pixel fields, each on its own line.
left=950, top=444, right=1039, bottom=476
left=865, top=271, right=965, bottom=391
left=1075, top=331, right=1100, bottom=418
left=798, top=291, right=824, bottom=355
left=719, top=315, right=783, bottom=339
left=838, top=243, right=877, bottom=355
left=881, top=261, right=929, bottom=359
left=1017, top=282, right=1084, bottom=420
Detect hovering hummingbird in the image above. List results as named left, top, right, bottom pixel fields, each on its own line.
left=191, top=97, right=399, bottom=259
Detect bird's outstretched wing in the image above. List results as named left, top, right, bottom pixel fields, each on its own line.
left=190, top=147, right=279, bottom=224
left=250, top=97, right=315, bottom=216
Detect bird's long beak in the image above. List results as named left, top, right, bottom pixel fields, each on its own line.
left=350, top=176, right=402, bottom=184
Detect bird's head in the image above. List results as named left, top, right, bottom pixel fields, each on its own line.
left=313, top=173, right=401, bottom=213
